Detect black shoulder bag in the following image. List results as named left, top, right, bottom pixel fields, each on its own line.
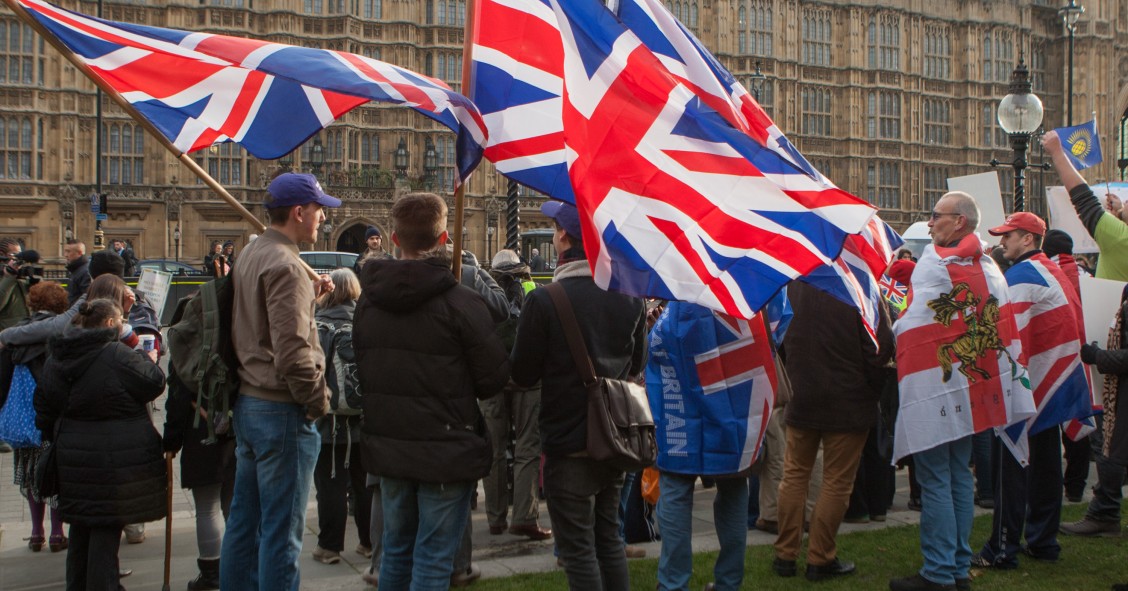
left=545, top=282, right=656, bottom=472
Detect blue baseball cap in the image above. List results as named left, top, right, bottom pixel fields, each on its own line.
left=266, top=173, right=341, bottom=209
left=540, top=200, right=582, bottom=238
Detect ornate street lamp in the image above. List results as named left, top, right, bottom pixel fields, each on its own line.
left=995, top=58, right=1044, bottom=213
left=749, top=60, right=766, bottom=102
left=394, top=137, right=410, bottom=179
left=173, top=226, right=181, bottom=262
left=424, top=137, right=438, bottom=189
left=1058, top=0, right=1084, bottom=126
left=310, top=137, right=325, bottom=178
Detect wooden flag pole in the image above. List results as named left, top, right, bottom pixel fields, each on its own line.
left=453, top=0, right=479, bottom=282
left=3, top=0, right=324, bottom=279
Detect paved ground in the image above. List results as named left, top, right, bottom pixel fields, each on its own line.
left=0, top=380, right=991, bottom=590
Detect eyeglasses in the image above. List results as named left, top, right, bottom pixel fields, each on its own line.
left=930, top=211, right=961, bottom=221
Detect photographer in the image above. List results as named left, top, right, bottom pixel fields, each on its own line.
left=0, top=238, right=31, bottom=331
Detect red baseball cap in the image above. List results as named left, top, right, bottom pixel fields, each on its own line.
left=987, top=212, right=1047, bottom=237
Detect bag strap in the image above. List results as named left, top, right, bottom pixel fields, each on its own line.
left=544, top=282, right=598, bottom=388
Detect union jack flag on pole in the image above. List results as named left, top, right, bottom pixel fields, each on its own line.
left=12, top=0, right=487, bottom=183
left=473, top=0, right=877, bottom=319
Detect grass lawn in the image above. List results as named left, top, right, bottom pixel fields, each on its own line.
left=473, top=503, right=1127, bottom=590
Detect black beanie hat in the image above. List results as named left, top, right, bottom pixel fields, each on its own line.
left=1042, top=229, right=1074, bottom=258
left=89, top=250, right=125, bottom=279
left=365, top=226, right=381, bottom=240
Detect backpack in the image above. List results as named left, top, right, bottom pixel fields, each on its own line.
left=167, top=276, right=239, bottom=444
left=316, top=317, right=363, bottom=415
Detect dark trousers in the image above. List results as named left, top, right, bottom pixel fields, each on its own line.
left=313, top=443, right=373, bottom=552
left=544, top=455, right=629, bottom=591
left=1062, top=432, right=1091, bottom=498
left=846, top=426, right=894, bottom=519
left=972, top=430, right=994, bottom=500
left=1086, top=425, right=1127, bottom=522
left=982, top=427, right=1063, bottom=564
left=66, top=523, right=124, bottom=591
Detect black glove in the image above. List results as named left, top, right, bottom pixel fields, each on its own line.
left=1080, top=343, right=1100, bottom=364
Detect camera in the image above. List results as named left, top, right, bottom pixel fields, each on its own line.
left=12, top=250, right=44, bottom=286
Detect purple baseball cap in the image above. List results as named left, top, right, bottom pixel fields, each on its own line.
left=540, top=200, right=582, bottom=238
left=266, top=173, right=341, bottom=209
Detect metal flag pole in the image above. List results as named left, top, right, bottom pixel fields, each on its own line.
left=3, top=0, right=322, bottom=279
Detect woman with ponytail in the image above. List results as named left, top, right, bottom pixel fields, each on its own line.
left=35, top=298, right=167, bottom=590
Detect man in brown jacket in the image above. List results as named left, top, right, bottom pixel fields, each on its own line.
left=221, top=172, right=338, bottom=591
left=772, top=281, right=894, bottom=582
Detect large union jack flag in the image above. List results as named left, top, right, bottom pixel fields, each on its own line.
left=17, top=0, right=486, bottom=182
left=473, top=0, right=876, bottom=318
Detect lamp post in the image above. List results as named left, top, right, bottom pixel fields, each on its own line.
left=995, top=58, right=1044, bottom=213
left=749, top=60, right=766, bottom=102
left=394, top=138, right=410, bottom=179
left=310, top=137, right=325, bottom=179
left=322, top=218, right=333, bottom=251
left=424, top=138, right=438, bottom=190
left=1058, top=0, right=1083, bottom=126
left=173, top=226, right=181, bottom=262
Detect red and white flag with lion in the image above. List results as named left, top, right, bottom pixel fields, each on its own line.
left=892, top=234, right=1036, bottom=464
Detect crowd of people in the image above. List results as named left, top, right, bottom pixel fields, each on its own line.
left=1, top=130, right=1127, bottom=591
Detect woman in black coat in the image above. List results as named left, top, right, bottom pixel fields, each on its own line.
left=36, top=298, right=167, bottom=591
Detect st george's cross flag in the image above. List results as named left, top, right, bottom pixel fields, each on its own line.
left=645, top=292, right=791, bottom=476
left=892, top=234, right=1036, bottom=464
left=15, top=0, right=486, bottom=183
left=996, top=253, right=1097, bottom=450
left=470, top=0, right=877, bottom=320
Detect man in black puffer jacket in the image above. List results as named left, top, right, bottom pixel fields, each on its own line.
left=354, top=192, right=510, bottom=590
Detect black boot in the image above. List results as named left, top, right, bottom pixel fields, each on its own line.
left=186, top=558, right=220, bottom=591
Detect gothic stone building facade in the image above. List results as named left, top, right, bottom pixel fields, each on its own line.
left=1, top=0, right=1126, bottom=269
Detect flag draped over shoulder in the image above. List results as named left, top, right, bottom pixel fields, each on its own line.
left=997, top=253, right=1096, bottom=450
left=645, top=293, right=791, bottom=476
left=18, top=0, right=486, bottom=182
left=1054, top=119, right=1103, bottom=171
left=893, top=234, right=1036, bottom=464
left=471, top=0, right=876, bottom=319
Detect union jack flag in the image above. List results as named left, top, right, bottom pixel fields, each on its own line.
left=474, top=0, right=876, bottom=318
left=18, top=0, right=486, bottom=182
left=646, top=293, right=790, bottom=475
left=879, top=275, right=908, bottom=309
left=800, top=216, right=903, bottom=346
left=999, top=253, right=1097, bottom=449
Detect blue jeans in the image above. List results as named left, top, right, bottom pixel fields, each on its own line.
left=657, top=473, right=747, bottom=591
left=220, top=396, right=320, bottom=591
left=378, top=477, right=473, bottom=591
left=914, top=436, right=974, bottom=586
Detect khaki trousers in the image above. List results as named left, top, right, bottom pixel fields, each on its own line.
left=759, top=410, right=821, bottom=521
left=774, top=426, right=867, bottom=565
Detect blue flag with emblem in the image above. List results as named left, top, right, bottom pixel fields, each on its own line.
left=1055, top=119, right=1102, bottom=171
